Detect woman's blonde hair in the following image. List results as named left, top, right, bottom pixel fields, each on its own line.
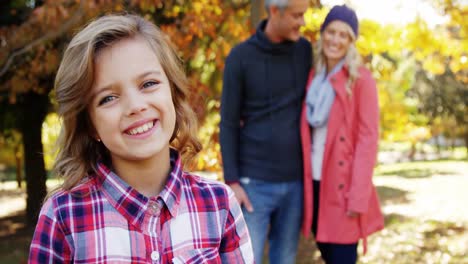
left=315, top=24, right=361, bottom=95
left=53, top=14, right=202, bottom=191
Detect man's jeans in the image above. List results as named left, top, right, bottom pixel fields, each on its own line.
left=240, top=177, right=303, bottom=264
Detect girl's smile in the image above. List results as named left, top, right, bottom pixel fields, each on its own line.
left=125, top=119, right=157, bottom=137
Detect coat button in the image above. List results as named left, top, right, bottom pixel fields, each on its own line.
left=338, top=184, right=344, bottom=190
left=339, top=161, right=344, bottom=166
left=340, top=136, right=345, bottom=142
left=151, top=251, right=160, bottom=261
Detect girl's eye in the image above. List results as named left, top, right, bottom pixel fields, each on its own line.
left=142, top=80, right=159, bottom=89
left=98, top=95, right=116, bottom=106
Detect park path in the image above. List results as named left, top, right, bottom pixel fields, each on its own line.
left=0, top=182, right=25, bottom=218
left=374, top=173, right=468, bottom=223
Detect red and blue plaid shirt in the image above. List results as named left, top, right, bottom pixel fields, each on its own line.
left=29, top=151, right=253, bottom=263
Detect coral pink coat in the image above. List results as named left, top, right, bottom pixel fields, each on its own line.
left=300, top=66, right=384, bottom=251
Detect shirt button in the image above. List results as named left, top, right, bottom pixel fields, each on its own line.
left=151, top=251, right=160, bottom=261
left=340, top=136, right=345, bottom=142
left=148, top=201, right=161, bottom=216
left=339, top=161, right=344, bottom=166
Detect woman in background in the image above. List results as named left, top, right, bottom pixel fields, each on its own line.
left=300, top=5, right=384, bottom=264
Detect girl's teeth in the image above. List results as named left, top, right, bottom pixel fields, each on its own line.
left=129, top=121, right=154, bottom=135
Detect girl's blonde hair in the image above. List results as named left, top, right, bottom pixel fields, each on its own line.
left=53, top=14, right=202, bottom=191
left=314, top=24, right=361, bottom=95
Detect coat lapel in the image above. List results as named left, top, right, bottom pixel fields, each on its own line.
left=323, top=69, right=348, bottom=170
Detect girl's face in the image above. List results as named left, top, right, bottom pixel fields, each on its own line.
left=322, top=20, right=353, bottom=66
left=88, top=37, right=176, bottom=165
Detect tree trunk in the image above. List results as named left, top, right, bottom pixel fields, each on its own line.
left=408, top=142, right=416, bottom=161
left=250, top=0, right=265, bottom=31
left=435, top=134, right=441, bottom=157
left=15, top=144, right=22, bottom=188
left=20, top=92, right=48, bottom=227
left=464, top=130, right=468, bottom=158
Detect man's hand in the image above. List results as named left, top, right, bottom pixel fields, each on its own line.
left=229, top=183, right=254, bottom=213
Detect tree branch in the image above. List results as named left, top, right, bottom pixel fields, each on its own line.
left=0, top=1, right=85, bottom=78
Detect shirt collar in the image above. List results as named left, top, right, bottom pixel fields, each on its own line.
left=159, top=149, right=183, bottom=217
left=94, top=149, right=183, bottom=228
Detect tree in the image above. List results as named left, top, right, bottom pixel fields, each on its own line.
left=0, top=0, right=253, bottom=226
left=0, top=101, right=23, bottom=187
left=404, top=0, right=467, bottom=151
left=250, top=0, right=265, bottom=29
left=411, top=64, right=467, bottom=150
left=0, top=0, right=66, bottom=226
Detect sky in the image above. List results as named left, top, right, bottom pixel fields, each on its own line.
left=321, top=0, right=451, bottom=27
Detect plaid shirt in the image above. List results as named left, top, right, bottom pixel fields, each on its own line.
left=29, top=151, right=253, bottom=263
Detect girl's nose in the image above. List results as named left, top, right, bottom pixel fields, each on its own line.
left=124, top=89, right=147, bottom=116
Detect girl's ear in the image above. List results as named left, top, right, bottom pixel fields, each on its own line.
left=86, top=116, right=100, bottom=142
left=170, top=118, right=178, bottom=143
left=91, top=130, right=101, bottom=142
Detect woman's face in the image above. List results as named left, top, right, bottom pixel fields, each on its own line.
left=88, top=37, right=176, bottom=166
left=322, top=20, right=353, bottom=65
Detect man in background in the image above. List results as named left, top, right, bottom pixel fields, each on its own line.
left=220, top=0, right=312, bottom=263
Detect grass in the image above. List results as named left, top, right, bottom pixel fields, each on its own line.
left=375, top=160, right=468, bottom=178
left=296, top=159, right=468, bottom=263
left=364, top=159, right=468, bottom=263
left=359, top=218, right=468, bottom=263
left=379, top=142, right=466, bottom=154
left=295, top=216, right=468, bottom=264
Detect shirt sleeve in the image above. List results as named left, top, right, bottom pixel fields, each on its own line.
left=348, top=70, right=380, bottom=213
left=29, top=198, right=72, bottom=263
left=219, top=48, right=243, bottom=183
left=219, top=186, right=254, bottom=263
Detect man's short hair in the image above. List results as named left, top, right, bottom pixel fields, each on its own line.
left=264, top=0, right=289, bottom=13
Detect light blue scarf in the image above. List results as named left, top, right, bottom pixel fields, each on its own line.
left=306, top=60, right=345, bottom=128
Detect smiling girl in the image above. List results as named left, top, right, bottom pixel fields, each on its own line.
left=29, top=14, right=253, bottom=263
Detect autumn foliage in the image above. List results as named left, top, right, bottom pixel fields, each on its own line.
left=0, top=0, right=466, bottom=225
left=0, top=0, right=254, bottom=224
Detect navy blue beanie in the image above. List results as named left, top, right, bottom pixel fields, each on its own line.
left=320, top=5, right=359, bottom=37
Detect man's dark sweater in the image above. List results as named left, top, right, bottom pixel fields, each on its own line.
left=220, top=20, right=312, bottom=183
